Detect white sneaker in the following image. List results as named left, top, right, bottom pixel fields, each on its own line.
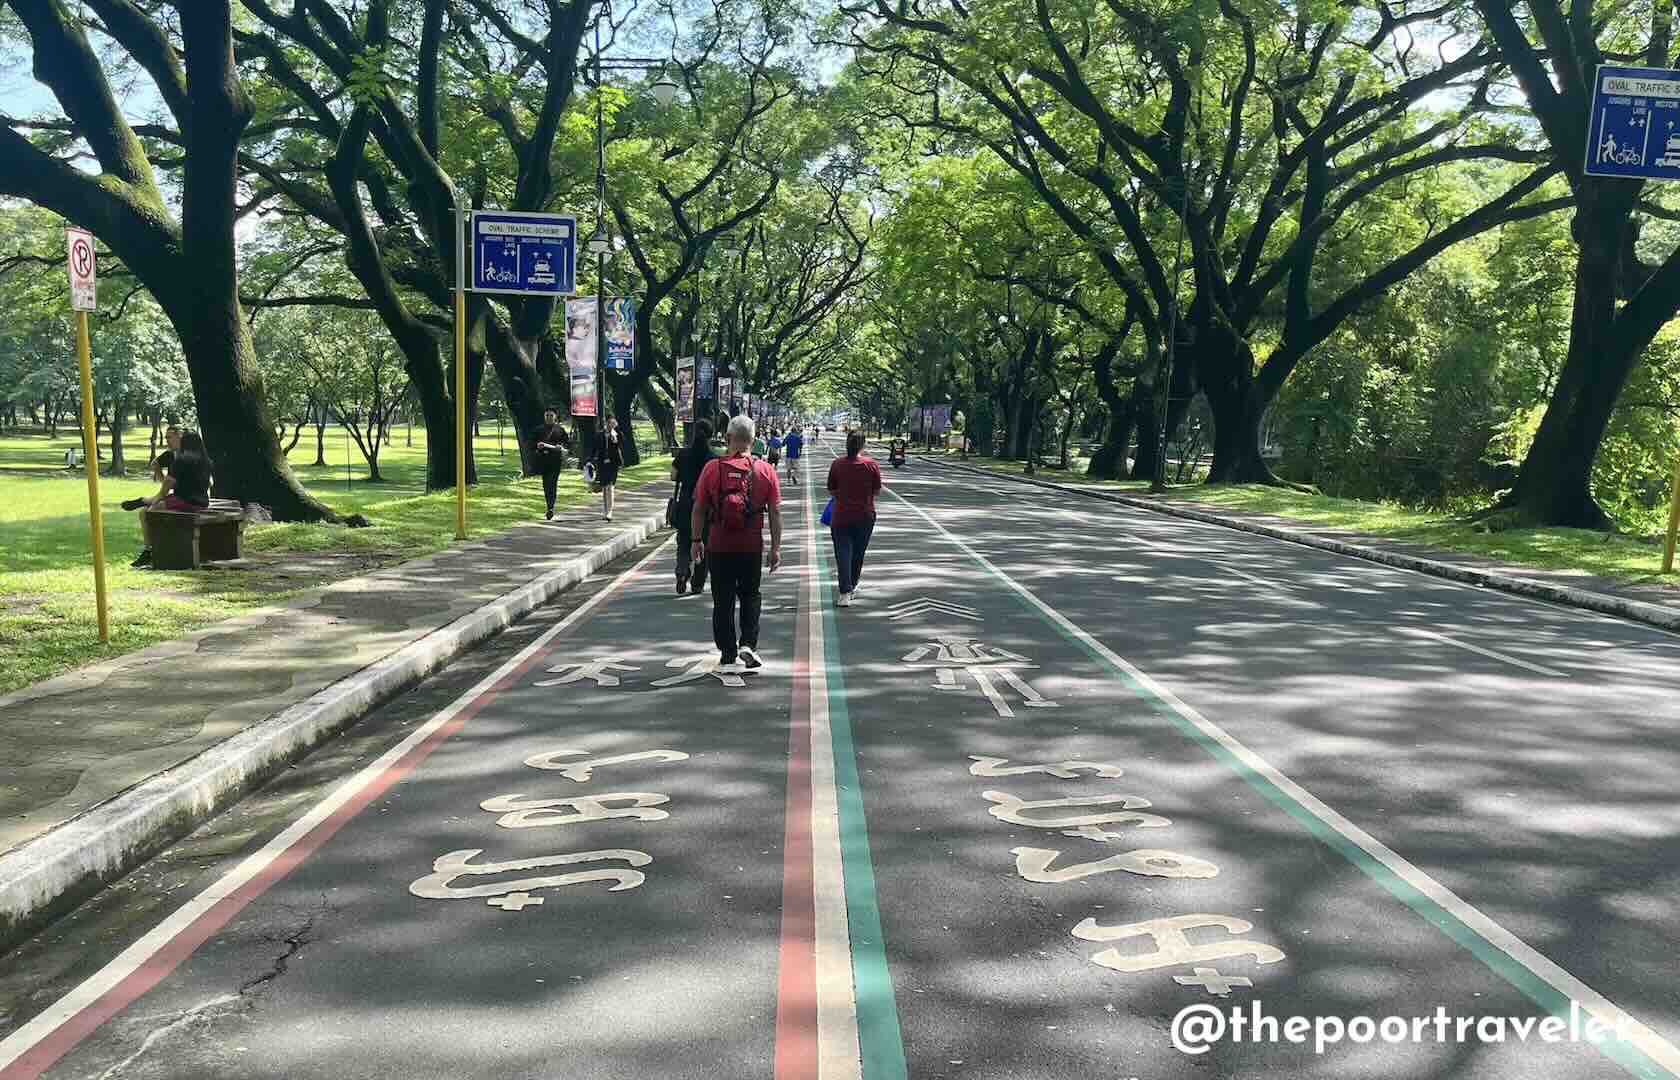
left=717, top=659, right=745, bottom=675
left=838, top=592, right=852, bottom=607
left=738, top=646, right=763, bottom=670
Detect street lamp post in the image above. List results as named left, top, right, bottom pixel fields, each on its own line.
left=696, top=233, right=739, bottom=432
left=585, top=0, right=677, bottom=448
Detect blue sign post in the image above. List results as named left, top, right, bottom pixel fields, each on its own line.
left=1586, top=65, right=1680, bottom=180
left=470, top=211, right=578, bottom=296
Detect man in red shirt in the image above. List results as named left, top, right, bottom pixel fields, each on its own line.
left=691, top=415, right=783, bottom=673
left=826, top=431, right=883, bottom=606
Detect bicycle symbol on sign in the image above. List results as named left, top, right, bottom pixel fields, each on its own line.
left=1599, top=131, right=1644, bottom=167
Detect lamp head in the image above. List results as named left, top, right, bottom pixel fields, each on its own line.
left=586, top=224, right=611, bottom=256
left=651, top=72, right=678, bottom=108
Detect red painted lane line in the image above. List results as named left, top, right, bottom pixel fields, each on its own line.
left=774, top=555, right=819, bottom=1078
left=5, top=560, right=658, bottom=1080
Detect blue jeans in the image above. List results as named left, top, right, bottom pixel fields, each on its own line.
left=831, top=517, right=875, bottom=595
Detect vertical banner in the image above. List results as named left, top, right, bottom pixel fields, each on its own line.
left=603, top=296, right=637, bottom=370
left=697, top=353, right=715, bottom=402
left=718, top=378, right=735, bottom=415
left=676, top=355, right=696, bottom=422
left=930, top=404, right=952, bottom=436
left=565, top=297, right=598, bottom=417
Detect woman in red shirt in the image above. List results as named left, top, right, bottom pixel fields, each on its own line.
left=826, top=431, right=883, bottom=607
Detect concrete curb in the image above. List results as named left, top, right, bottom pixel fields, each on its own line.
left=925, top=457, right=1680, bottom=635
left=0, top=510, right=669, bottom=950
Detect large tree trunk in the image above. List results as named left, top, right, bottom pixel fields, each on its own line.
left=105, top=405, right=127, bottom=476
left=612, top=381, right=640, bottom=468
left=1087, top=341, right=1130, bottom=479
left=640, top=379, right=675, bottom=455
left=480, top=298, right=554, bottom=476
left=168, top=4, right=333, bottom=518
left=1197, top=326, right=1277, bottom=484
left=1500, top=203, right=1639, bottom=528
left=1000, top=391, right=1022, bottom=459
left=324, top=101, right=469, bottom=492
left=1129, top=378, right=1160, bottom=481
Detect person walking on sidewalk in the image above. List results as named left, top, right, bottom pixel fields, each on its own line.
left=783, top=425, right=803, bottom=484
left=592, top=415, right=625, bottom=521
left=533, top=408, right=571, bottom=520
left=691, top=415, right=783, bottom=673
left=827, top=431, right=882, bottom=607
left=671, top=420, right=714, bottom=596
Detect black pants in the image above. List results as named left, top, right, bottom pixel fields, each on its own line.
left=832, top=516, right=875, bottom=594
left=707, top=551, right=762, bottom=661
left=674, top=503, right=708, bottom=590
left=541, top=468, right=562, bottom=512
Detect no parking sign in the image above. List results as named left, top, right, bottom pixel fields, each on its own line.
left=66, top=228, right=96, bottom=311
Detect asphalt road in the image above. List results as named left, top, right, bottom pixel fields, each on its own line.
left=3, top=449, right=1679, bottom=1080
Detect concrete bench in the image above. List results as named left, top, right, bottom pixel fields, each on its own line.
left=144, top=498, right=246, bottom=570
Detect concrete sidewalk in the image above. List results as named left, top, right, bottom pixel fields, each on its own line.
left=927, top=457, right=1680, bottom=633
left=0, top=488, right=672, bottom=947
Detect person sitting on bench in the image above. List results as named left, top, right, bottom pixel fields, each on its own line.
left=132, top=430, right=212, bottom=569
left=121, top=425, right=182, bottom=514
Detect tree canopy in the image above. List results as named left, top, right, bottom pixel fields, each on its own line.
left=3, top=0, right=1679, bottom=530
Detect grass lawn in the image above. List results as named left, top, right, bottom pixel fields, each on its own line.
left=925, top=448, right=1677, bottom=589
left=0, top=426, right=670, bottom=694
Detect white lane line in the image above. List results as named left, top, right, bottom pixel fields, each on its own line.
left=802, top=446, right=864, bottom=1078
left=0, top=540, right=673, bottom=1073
left=1397, top=626, right=1568, bottom=678
left=884, top=479, right=1680, bottom=1079
left=1223, top=563, right=1304, bottom=600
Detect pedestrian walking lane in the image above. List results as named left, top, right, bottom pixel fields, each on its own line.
left=5, top=456, right=1680, bottom=1079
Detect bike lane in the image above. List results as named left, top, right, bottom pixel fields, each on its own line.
left=1, top=475, right=845, bottom=1079
left=815, top=463, right=1663, bottom=1080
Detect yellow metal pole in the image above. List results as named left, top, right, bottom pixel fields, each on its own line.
left=1663, top=453, right=1680, bottom=573
left=455, top=209, right=468, bottom=540
left=75, top=310, right=110, bottom=643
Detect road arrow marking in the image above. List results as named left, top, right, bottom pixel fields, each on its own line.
left=882, top=597, right=982, bottom=621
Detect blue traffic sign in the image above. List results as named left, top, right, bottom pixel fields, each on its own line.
left=470, top=211, right=577, bottom=296
left=1586, top=65, right=1680, bottom=181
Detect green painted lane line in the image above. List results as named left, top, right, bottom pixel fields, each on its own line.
left=815, top=530, right=910, bottom=1080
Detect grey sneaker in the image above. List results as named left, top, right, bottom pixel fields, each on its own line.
left=739, top=646, right=763, bottom=670
left=838, top=592, right=852, bottom=607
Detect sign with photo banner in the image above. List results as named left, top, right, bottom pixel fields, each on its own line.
left=697, top=353, right=714, bottom=402
left=717, top=378, right=734, bottom=415
left=564, top=297, right=598, bottom=417
left=603, top=296, right=636, bottom=370
left=675, top=356, right=695, bottom=422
